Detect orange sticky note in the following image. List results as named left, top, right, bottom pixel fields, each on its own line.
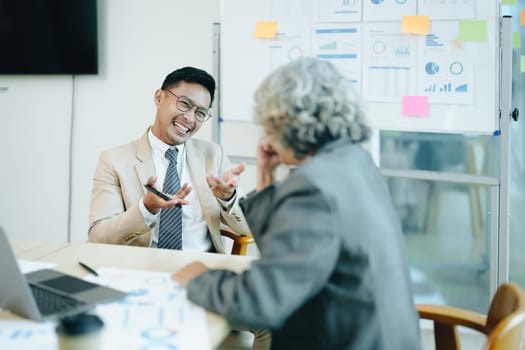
left=521, top=11, right=525, bottom=26
left=402, top=96, right=429, bottom=117
left=401, top=16, right=430, bottom=35
left=254, top=21, right=278, bottom=39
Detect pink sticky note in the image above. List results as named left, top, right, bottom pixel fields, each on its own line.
left=402, top=96, right=429, bottom=117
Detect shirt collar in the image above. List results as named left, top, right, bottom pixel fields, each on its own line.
left=148, top=127, right=184, bottom=157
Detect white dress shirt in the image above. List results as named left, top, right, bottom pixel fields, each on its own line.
left=138, top=129, right=235, bottom=251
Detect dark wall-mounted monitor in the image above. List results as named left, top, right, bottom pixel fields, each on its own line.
left=0, top=0, right=98, bottom=75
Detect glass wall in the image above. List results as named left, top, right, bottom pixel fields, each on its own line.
left=377, top=1, right=525, bottom=310
left=380, top=131, right=499, bottom=313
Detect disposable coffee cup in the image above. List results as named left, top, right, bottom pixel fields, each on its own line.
left=55, top=313, right=104, bottom=350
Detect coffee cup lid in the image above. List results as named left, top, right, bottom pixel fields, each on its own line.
left=56, top=313, right=104, bottom=336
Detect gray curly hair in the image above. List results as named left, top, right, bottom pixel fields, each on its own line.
left=254, top=57, right=369, bottom=159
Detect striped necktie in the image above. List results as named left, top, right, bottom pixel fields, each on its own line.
left=158, top=147, right=183, bottom=250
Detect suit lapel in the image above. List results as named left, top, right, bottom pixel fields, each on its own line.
left=134, top=129, right=155, bottom=189
left=185, top=139, right=220, bottom=233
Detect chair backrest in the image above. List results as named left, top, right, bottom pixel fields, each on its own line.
left=486, top=283, right=525, bottom=332
left=484, top=283, right=525, bottom=350
left=220, top=229, right=255, bottom=256
left=484, top=311, right=525, bottom=350
left=417, top=282, right=525, bottom=350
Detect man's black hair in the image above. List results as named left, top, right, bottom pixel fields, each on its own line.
left=161, top=66, right=216, bottom=106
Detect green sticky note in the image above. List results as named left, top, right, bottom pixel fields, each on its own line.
left=521, top=56, right=525, bottom=73
left=513, top=32, right=521, bottom=49
left=459, top=20, right=487, bottom=42
left=502, top=0, right=518, bottom=5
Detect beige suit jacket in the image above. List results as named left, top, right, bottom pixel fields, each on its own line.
left=88, top=128, right=251, bottom=253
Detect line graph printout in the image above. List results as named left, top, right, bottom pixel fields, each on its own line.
left=312, top=23, right=362, bottom=90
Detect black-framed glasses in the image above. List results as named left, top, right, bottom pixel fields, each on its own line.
left=164, top=89, right=212, bottom=122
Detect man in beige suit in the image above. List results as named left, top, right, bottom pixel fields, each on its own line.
left=88, top=67, right=251, bottom=253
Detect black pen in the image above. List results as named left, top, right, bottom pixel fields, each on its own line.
left=144, top=184, right=181, bottom=207
left=78, top=261, right=99, bottom=276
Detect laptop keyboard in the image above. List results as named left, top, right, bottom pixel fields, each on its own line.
left=29, top=284, right=86, bottom=316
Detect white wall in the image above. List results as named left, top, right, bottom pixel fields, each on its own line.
left=0, top=0, right=220, bottom=242
left=0, top=77, right=73, bottom=241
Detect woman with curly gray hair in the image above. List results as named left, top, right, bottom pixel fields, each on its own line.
left=174, top=57, right=421, bottom=350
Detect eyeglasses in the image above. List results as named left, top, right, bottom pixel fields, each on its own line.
left=164, top=89, right=212, bottom=122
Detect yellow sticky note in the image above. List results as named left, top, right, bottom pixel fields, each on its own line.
left=401, top=16, right=430, bottom=35
left=254, top=21, right=278, bottom=39
left=459, top=20, right=487, bottom=42
left=521, top=56, right=525, bottom=72
left=513, top=32, right=521, bottom=49
left=502, top=0, right=518, bottom=5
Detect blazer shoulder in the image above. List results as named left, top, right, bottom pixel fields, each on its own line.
left=186, top=138, right=220, bottom=150
left=186, top=138, right=222, bottom=157
left=100, top=139, right=140, bottom=160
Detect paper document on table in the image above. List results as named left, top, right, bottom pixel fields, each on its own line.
left=16, top=259, right=56, bottom=274
left=85, top=267, right=212, bottom=350
left=0, top=320, right=56, bottom=349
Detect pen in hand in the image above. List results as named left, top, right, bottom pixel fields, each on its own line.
left=78, top=261, right=99, bottom=276
left=144, top=184, right=182, bottom=207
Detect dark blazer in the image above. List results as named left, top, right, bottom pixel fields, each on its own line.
left=187, top=138, right=421, bottom=349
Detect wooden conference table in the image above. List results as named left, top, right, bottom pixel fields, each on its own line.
left=2, top=239, right=257, bottom=348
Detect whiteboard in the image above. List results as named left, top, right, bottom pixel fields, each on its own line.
left=220, top=0, right=499, bottom=135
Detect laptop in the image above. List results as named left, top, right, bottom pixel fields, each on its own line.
left=0, top=227, right=127, bottom=321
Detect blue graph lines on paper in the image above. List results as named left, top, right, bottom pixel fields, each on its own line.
left=395, top=45, right=410, bottom=56
left=317, top=53, right=357, bottom=59
left=128, top=287, right=149, bottom=297
left=455, top=84, right=468, bottom=92
left=86, top=268, right=211, bottom=349
left=369, top=66, right=410, bottom=70
left=341, top=0, right=357, bottom=6
left=0, top=323, right=56, bottom=350
left=315, top=28, right=357, bottom=34
left=426, top=34, right=445, bottom=47
left=7, top=329, right=49, bottom=339
left=424, top=83, right=468, bottom=93
left=140, top=328, right=179, bottom=350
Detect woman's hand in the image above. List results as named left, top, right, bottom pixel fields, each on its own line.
left=256, top=136, right=281, bottom=191
left=172, top=262, right=209, bottom=287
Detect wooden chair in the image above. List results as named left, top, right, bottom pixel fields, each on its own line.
left=220, top=229, right=255, bottom=256
left=417, top=282, right=525, bottom=350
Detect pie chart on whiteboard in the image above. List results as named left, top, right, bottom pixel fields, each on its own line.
left=370, top=0, right=384, bottom=4
left=425, top=62, right=440, bottom=75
